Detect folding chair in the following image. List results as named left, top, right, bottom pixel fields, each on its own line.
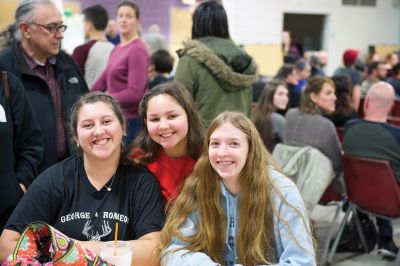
left=391, top=99, right=400, bottom=117
left=388, top=116, right=400, bottom=127
left=326, top=155, right=400, bottom=265
left=336, top=127, right=344, bottom=143
left=319, top=183, right=346, bottom=265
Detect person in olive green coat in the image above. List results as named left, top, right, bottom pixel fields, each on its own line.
left=174, top=1, right=258, bottom=127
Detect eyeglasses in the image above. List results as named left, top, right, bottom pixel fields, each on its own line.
left=31, top=22, right=67, bottom=34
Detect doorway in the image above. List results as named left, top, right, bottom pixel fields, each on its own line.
left=283, top=13, right=326, bottom=52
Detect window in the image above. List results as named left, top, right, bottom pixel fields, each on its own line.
left=361, top=0, right=376, bottom=6
left=343, top=0, right=376, bottom=6
left=343, top=0, right=358, bottom=5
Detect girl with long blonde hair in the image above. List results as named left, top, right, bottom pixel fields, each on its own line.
left=160, top=112, right=316, bottom=265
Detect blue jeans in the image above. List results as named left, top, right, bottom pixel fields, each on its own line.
left=124, top=118, right=141, bottom=147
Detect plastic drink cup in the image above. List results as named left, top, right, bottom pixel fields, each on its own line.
left=100, top=241, right=132, bottom=266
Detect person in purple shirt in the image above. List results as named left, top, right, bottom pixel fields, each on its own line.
left=92, top=1, right=149, bottom=146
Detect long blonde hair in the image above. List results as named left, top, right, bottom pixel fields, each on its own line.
left=161, top=112, right=313, bottom=265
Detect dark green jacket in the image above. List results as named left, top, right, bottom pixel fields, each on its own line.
left=343, top=119, right=400, bottom=183
left=174, top=37, right=258, bottom=126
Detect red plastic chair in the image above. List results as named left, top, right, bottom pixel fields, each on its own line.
left=336, top=127, right=344, bottom=143
left=320, top=183, right=343, bottom=204
left=388, top=116, right=400, bottom=127
left=326, top=155, right=400, bottom=265
left=391, top=100, right=400, bottom=117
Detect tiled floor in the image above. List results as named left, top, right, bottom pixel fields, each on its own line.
left=312, top=204, right=400, bottom=265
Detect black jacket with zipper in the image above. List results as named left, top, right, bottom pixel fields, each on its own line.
left=0, top=43, right=89, bottom=172
left=0, top=71, right=43, bottom=230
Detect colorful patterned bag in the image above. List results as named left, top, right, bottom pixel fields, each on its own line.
left=2, top=221, right=112, bottom=265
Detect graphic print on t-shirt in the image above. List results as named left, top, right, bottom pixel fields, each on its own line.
left=60, top=210, right=130, bottom=241
left=82, top=220, right=111, bottom=241
left=5, top=156, right=165, bottom=242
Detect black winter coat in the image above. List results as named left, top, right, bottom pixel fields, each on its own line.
left=0, top=71, right=43, bottom=229
left=0, top=43, right=89, bottom=172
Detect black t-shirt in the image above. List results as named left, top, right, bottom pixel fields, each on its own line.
left=6, top=155, right=165, bottom=241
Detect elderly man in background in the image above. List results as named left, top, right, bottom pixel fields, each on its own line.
left=0, top=0, right=88, bottom=172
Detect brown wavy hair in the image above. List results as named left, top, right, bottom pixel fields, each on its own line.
left=160, top=111, right=314, bottom=265
left=331, top=75, right=355, bottom=116
left=300, top=76, right=335, bottom=114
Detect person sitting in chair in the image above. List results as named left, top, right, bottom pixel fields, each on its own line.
left=343, top=81, right=400, bottom=258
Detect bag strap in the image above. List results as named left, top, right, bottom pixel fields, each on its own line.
left=2, top=71, right=10, bottom=102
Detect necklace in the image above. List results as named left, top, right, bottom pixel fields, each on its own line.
left=104, top=172, right=116, bottom=192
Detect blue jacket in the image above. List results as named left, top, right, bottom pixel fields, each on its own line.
left=0, top=43, right=88, bottom=172
left=163, top=168, right=316, bottom=266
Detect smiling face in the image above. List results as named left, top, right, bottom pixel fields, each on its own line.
left=145, top=94, right=189, bottom=158
left=272, top=85, right=289, bottom=110
left=75, top=102, right=125, bottom=162
left=311, top=82, right=337, bottom=113
left=116, top=5, right=139, bottom=38
left=208, top=122, right=249, bottom=193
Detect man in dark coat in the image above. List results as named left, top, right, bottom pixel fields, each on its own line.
left=0, top=0, right=88, bottom=173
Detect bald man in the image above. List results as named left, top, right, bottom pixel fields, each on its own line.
left=343, top=81, right=400, bottom=258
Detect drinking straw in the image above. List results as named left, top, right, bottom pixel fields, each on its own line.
left=114, top=222, right=119, bottom=256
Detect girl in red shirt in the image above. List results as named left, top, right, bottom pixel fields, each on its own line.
left=129, top=82, right=204, bottom=201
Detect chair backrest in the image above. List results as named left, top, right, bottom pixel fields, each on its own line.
left=319, top=183, right=342, bottom=204
left=342, top=154, right=400, bottom=217
left=391, top=99, right=400, bottom=117
left=387, top=116, right=400, bottom=127
left=336, top=127, right=344, bottom=143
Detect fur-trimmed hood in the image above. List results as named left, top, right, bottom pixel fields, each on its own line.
left=177, top=37, right=258, bottom=92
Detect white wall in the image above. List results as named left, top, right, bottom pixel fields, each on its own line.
left=53, top=0, right=64, bottom=14
left=224, top=0, right=400, bottom=76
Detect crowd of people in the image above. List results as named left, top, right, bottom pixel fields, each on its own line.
left=0, top=0, right=399, bottom=265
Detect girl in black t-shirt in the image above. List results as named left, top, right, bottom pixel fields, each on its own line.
left=0, top=92, right=165, bottom=265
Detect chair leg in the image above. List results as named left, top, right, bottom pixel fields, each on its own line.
left=353, top=207, right=369, bottom=252
left=326, top=202, right=354, bottom=264
left=320, top=202, right=343, bottom=265
left=395, top=250, right=400, bottom=266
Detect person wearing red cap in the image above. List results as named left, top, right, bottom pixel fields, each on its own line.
left=334, top=49, right=362, bottom=112
left=343, top=49, right=359, bottom=67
